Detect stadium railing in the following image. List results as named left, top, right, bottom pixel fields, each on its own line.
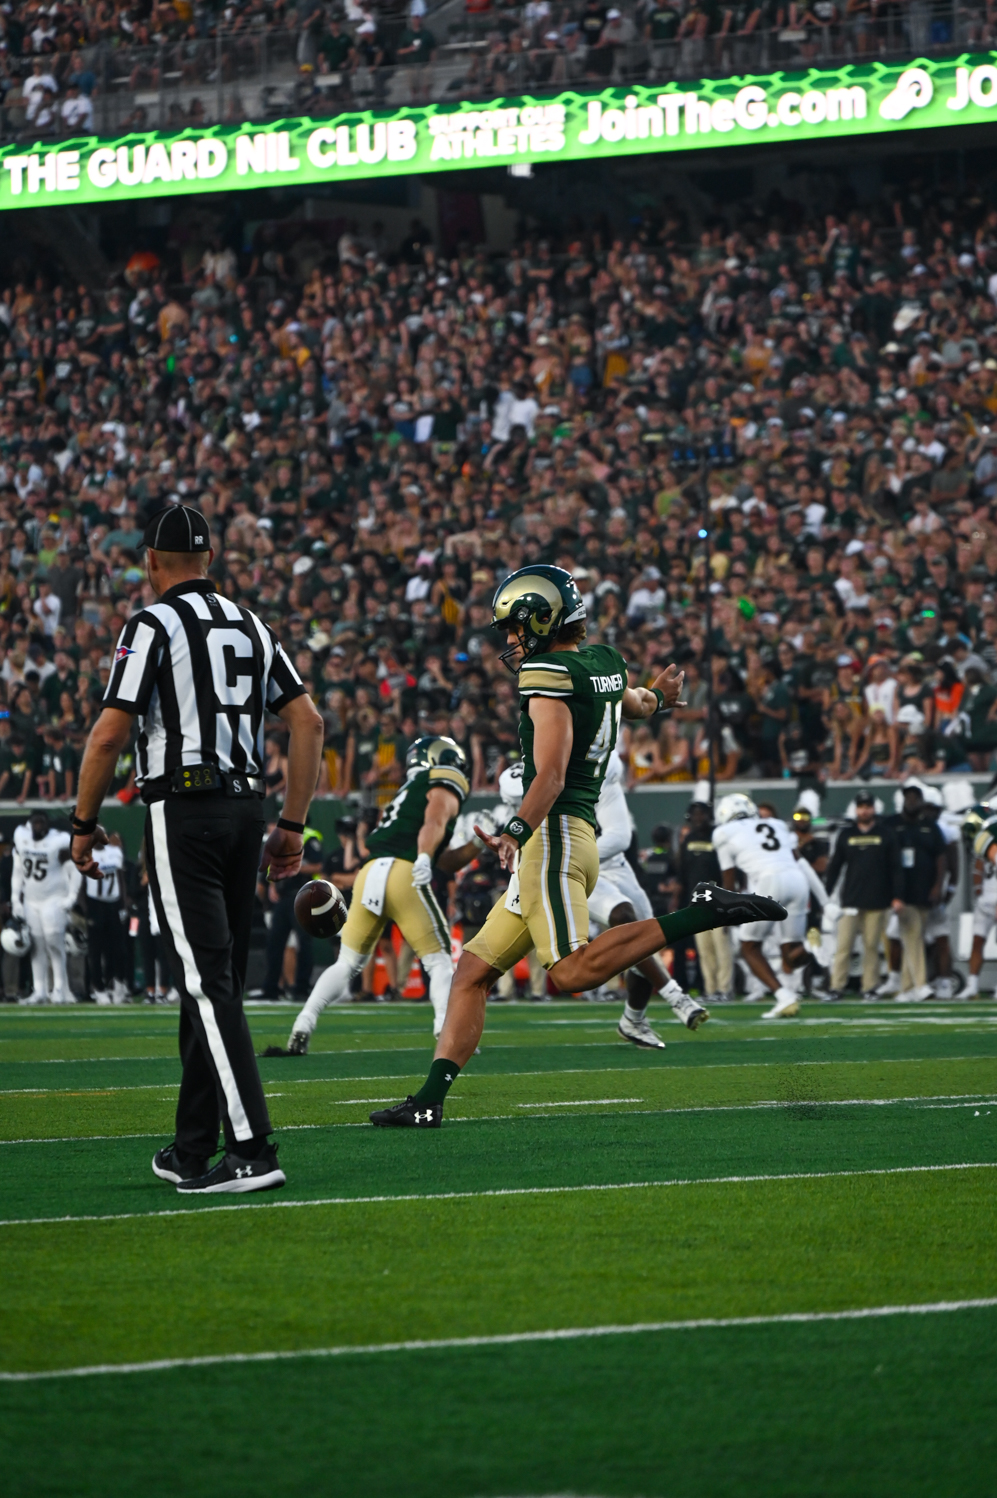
left=0, top=0, right=985, bottom=144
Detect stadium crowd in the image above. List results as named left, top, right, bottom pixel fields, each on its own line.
left=0, top=0, right=992, bottom=138
left=1, top=176, right=997, bottom=815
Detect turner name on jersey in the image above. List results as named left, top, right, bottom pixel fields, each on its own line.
left=13, top=825, right=71, bottom=902
left=713, top=817, right=799, bottom=882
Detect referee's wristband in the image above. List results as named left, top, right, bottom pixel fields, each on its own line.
left=71, top=814, right=98, bottom=836
left=504, top=816, right=533, bottom=849
left=277, top=817, right=305, bottom=835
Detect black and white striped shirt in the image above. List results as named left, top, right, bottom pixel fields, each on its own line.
left=102, top=580, right=305, bottom=785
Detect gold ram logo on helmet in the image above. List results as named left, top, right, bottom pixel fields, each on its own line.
left=492, top=573, right=564, bottom=638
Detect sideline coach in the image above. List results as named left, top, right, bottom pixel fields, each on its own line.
left=70, top=505, right=323, bottom=1194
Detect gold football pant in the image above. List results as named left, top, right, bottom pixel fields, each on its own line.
left=465, top=814, right=599, bottom=973
left=340, top=858, right=451, bottom=959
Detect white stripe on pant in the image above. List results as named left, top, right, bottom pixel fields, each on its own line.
left=150, top=800, right=252, bottom=1140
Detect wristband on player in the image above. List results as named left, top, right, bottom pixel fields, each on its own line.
left=504, top=816, right=533, bottom=848
left=277, top=817, right=305, bottom=835
left=651, top=688, right=668, bottom=714
left=71, top=813, right=98, bottom=835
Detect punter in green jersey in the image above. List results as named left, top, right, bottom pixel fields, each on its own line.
left=283, top=737, right=480, bottom=1052
left=369, top=566, right=789, bottom=1127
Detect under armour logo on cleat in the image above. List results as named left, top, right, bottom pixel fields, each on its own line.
left=235, top=1166, right=253, bottom=1177
left=692, top=888, right=713, bottom=902
left=414, top=1110, right=433, bottom=1124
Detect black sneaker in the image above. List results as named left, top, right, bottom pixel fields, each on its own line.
left=175, top=1144, right=286, bottom=1194
left=152, top=1142, right=208, bottom=1184
left=261, top=1029, right=309, bottom=1058
left=691, top=881, right=788, bottom=927
left=369, top=1096, right=442, bottom=1128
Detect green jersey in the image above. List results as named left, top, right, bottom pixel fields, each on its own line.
left=365, top=763, right=470, bottom=864
left=517, top=644, right=628, bottom=825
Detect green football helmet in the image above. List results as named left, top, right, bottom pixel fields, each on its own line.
left=962, top=800, right=997, bottom=860
left=405, top=735, right=468, bottom=778
left=491, top=564, right=586, bottom=672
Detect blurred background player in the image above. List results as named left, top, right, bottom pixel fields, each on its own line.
left=822, top=789, right=900, bottom=1001
left=258, top=823, right=324, bottom=1002
left=284, top=737, right=480, bottom=1050
left=878, top=781, right=947, bottom=1002
left=588, top=747, right=707, bottom=1043
left=12, top=809, right=78, bottom=1005
left=678, top=786, right=731, bottom=1004
left=85, top=830, right=128, bottom=1005
left=921, top=785, right=962, bottom=999
left=713, top=793, right=809, bottom=1019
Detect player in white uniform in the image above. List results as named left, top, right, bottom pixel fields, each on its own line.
left=588, top=752, right=708, bottom=1043
left=920, top=785, right=962, bottom=998
left=713, top=794, right=810, bottom=1019
left=12, top=811, right=79, bottom=1004
left=85, top=838, right=129, bottom=1004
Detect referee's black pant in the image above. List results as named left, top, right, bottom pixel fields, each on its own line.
left=145, top=793, right=270, bottom=1160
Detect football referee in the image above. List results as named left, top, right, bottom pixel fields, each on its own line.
left=69, top=505, right=324, bottom=1194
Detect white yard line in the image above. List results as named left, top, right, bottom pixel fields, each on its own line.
left=3, top=1053, right=996, bottom=1095
left=3, top=1296, right=995, bottom=1383
left=517, top=1099, right=643, bottom=1107
left=0, top=1160, right=993, bottom=1230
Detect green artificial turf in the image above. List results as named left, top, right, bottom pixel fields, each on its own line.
left=1, top=1000, right=995, bottom=1496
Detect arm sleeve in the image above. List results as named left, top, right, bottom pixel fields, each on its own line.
left=103, top=613, right=161, bottom=714
left=517, top=660, right=574, bottom=699
left=800, top=856, right=826, bottom=907
left=595, top=779, right=632, bottom=860
left=265, top=630, right=307, bottom=714
left=11, top=841, right=23, bottom=909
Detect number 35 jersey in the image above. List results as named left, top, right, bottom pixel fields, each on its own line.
left=517, top=645, right=628, bottom=828
left=13, top=825, right=71, bottom=903
left=713, top=817, right=799, bottom=882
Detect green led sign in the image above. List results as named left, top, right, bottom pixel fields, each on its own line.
left=2, top=53, right=997, bottom=209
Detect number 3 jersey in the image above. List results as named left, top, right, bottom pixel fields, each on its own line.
left=12, top=825, right=72, bottom=903
left=713, top=817, right=799, bottom=882
left=517, top=645, right=628, bottom=827
left=364, top=762, right=471, bottom=865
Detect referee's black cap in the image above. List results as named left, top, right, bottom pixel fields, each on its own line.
left=143, top=504, right=211, bottom=553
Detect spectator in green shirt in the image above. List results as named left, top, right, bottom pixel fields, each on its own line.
left=396, top=15, right=436, bottom=101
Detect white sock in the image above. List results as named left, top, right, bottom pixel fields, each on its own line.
left=964, top=973, right=979, bottom=996
left=659, top=977, right=684, bottom=1003
left=781, top=966, right=803, bottom=993
left=775, top=986, right=798, bottom=1004
left=623, top=1002, right=647, bottom=1025
left=295, top=946, right=365, bottom=1034
left=422, top=951, right=454, bottom=1031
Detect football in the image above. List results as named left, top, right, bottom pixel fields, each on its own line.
left=294, top=879, right=348, bottom=938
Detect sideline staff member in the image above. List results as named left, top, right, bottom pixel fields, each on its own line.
left=69, top=505, right=323, bottom=1194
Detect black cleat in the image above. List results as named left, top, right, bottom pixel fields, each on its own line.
left=370, top=1096, right=442, bottom=1128
left=175, top=1144, right=286, bottom=1194
left=690, top=882, right=788, bottom=928
left=261, top=1030, right=310, bottom=1058
left=152, top=1142, right=208, bottom=1184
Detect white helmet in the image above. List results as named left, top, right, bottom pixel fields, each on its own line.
left=498, top=761, right=525, bottom=808
left=715, top=793, right=758, bottom=824
left=794, top=788, right=821, bottom=819
left=1, top=918, right=31, bottom=957
left=65, top=924, right=87, bottom=958
left=943, top=780, right=976, bottom=815
left=922, top=785, right=943, bottom=808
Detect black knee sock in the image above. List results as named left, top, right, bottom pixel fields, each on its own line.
left=415, top=1058, right=461, bottom=1105
left=625, top=970, right=653, bottom=1015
